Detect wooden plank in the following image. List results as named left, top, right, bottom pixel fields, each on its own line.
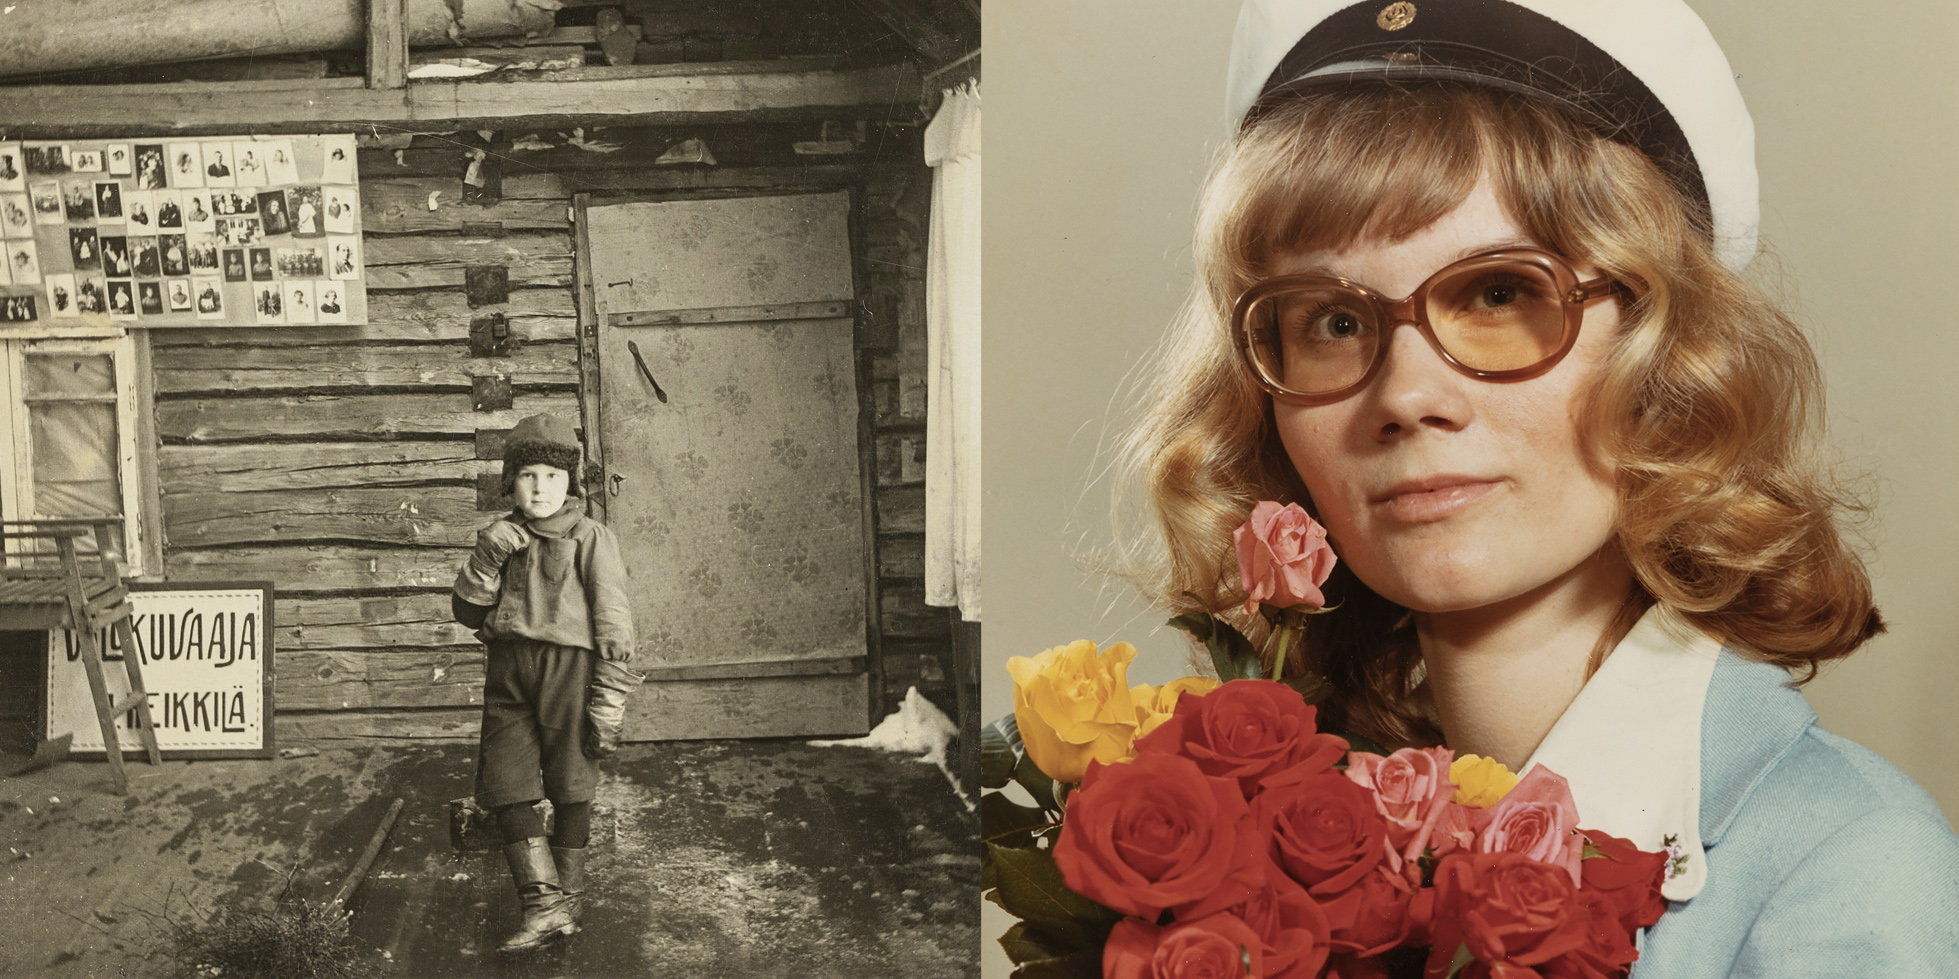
left=362, top=176, right=570, bottom=233
left=159, top=442, right=490, bottom=493
left=277, top=707, right=481, bottom=743
left=146, top=290, right=578, bottom=346
left=0, top=64, right=922, bottom=137
left=279, top=648, right=486, bottom=711
left=637, top=655, right=867, bottom=683
left=367, top=0, right=410, bottom=90
left=164, top=485, right=484, bottom=548
left=879, top=580, right=946, bottom=638
left=277, top=593, right=476, bottom=650
left=156, top=390, right=580, bottom=442
left=152, top=340, right=578, bottom=393
left=876, top=484, right=924, bottom=534
left=561, top=165, right=858, bottom=194
left=609, top=301, right=849, bottom=327
left=849, top=0, right=967, bottom=65
left=876, top=539, right=925, bottom=579
left=627, top=673, right=870, bottom=741
left=363, top=232, right=574, bottom=290
left=408, top=45, right=586, bottom=79
left=166, top=544, right=469, bottom=592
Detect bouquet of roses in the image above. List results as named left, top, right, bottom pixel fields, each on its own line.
left=981, top=503, right=1668, bottom=979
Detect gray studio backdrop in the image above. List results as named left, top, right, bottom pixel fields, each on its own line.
left=982, top=7, right=1958, bottom=967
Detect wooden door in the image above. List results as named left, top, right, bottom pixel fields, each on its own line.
left=583, top=192, right=871, bottom=740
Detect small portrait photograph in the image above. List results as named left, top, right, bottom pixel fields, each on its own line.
left=217, top=217, right=261, bottom=246
left=137, top=279, right=164, bottom=315
left=0, top=143, right=23, bottom=192
left=328, top=235, right=360, bottom=279
left=61, top=179, right=96, bottom=222
left=68, top=227, right=100, bottom=271
left=276, top=245, right=323, bottom=279
left=9, top=239, right=40, bottom=284
left=222, top=247, right=247, bottom=282
left=155, top=189, right=184, bottom=229
left=194, top=275, right=224, bottom=318
left=30, top=181, right=63, bottom=225
left=0, top=294, right=38, bottom=323
left=167, top=277, right=193, bottom=312
left=45, top=273, right=76, bottom=317
left=187, top=235, right=219, bottom=273
left=203, top=142, right=235, bottom=186
left=159, top=233, right=189, bottom=277
left=23, top=143, right=69, bottom=175
left=0, top=194, right=32, bottom=237
left=99, top=235, right=130, bottom=277
left=316, top=284, right=347, bottom=323
left=165, top=141, right=204, bottom=188
left=265, top=139, right=300, bottom=185
left=235, top=144, right=268, bottom=187
left=248, top=246, right=274, bottom=281
left=131, top=235, right=159, bottom=277
left=184, top=191, right=214, bottom=234
left=321, top=135, right=357, bottom=184
left=74, top=274, right=104, bottom=314
left=257, top=190, right=291, bottom=236
left=94, top=181, right=124, bottom=222
left=134, top=143, right=166, bottom=189
left=289, top=185, right=324, bottom=237
left=286, top=279, right=315, bottom=324
left=322, top=185, right=357, bottom=235
left=123, top=188, right=152, bottom=230
left=106, top=143, right=132, bottom=176
left=253, top=281, right=284, bottom=323
left=67, top=147, right=104, bottom=173
left=106, top=278, right=136, bottom=319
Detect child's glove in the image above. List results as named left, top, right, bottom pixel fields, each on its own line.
left=583, top=658, right=646, bottom=759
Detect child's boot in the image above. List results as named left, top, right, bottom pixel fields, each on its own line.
left=552, top=845, right=588, bottom=924
left=499, top=837, right=575, bottom=952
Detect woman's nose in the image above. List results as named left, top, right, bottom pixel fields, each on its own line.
left=1364, top=319, right=1474, bottom=440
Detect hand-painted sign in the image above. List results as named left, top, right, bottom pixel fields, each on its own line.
left=44, top=582, right=273, bottom=758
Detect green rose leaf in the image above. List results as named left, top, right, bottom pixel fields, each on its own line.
left=986, top=843, right=1122, bottom=948
left=998, top=922, right=1090, bottom=966
left=1282, top=670, right=1332, bottom=705
left=1010, top=951, right=1103, bottom=979
left=1340, top=731, right=1389, bottom=758
left=982, top=792, right=1052, bottom=850
left=982, top=714, right=1025, bottom=789
left=1013, top=751, right=1061, bottom=812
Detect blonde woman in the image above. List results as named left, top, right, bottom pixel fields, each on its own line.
left=1111, top=1, right=1958, bottom=972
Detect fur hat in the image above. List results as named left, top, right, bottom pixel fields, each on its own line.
left=502, top=412, right=582, bottom=497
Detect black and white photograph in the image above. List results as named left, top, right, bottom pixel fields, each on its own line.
left=318, top=135, right=354, bottom=183
left=186, top=236, right=219, bottom=273
left=92, top=180, right=123, bottom=222
left=251, top=280, right=283, bottom=323
left=158, top=232, right=188, bottom=277
left=288, top=185, right=323, bottom=237
left=247, top=245, right=273, bottom=281
left=0, top=142, right=22, bottom=192
left=131, top=235, right=158, bottom=277
left=165, top=141, right=203, bottom=188
left=60, top=179, right=94, bottom=222
left=136, top=279, right=163, bottom=315
left=194, top=275, right=223, bottom=318
left=23, top=142, right=68, bottom=174
left=203, top=142, right=234, bottom=186
left=284, top=278, right=313, bottom=324
left=104, top=277, right=134, bottom=318
left=166, top=277, right=193, bottom=312
left=184, top=191, right=213, bottom=234
left=316, top=283, right=346, bottom=323
left=155, top=189, right=183, bottom=229
left=105, top=142, right=131, bottom=176
left=256, top=189, right=290, bottom=235
left=216, top=216, right=260, bottom=246
left=322, top=185, right=356, bottom=234
left=65, top=226, right=98, bottom=271
left=6, top=239, right=36, bottom=284
left=67, top=147, right=103, bottom=173
left=221, top=247, right=246, bottom=282
left=44, top=272, right=75, bottom=317
left=265, top=139, right=300, bottom=185
left=328, top=235, right=359, bottom=279
left=124, top=188, right=151, bottom=230
left=98, top=234, right=129, bottom=277
left=134, top=142, right=166, bottom=189
left=234, top=143, right=268, bottom=187
left=72, top=273, right=104, bottom=313
left=28, top=180, right=62, bottom=224
left=0, top=293, right=36, bottom=321
left=274, top=244, right=322, bottom=279
left=0, top=193, right=31, bottom=236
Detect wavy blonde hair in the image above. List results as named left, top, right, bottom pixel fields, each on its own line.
left=1115, top=84, right=1883, bottom=748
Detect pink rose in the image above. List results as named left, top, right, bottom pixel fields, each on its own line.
left=1103, top=914, right=1267, bottom=979
left=1234, top=501, right=1338, bottom=615
left=1430, top=802, right=1478, bottom=859
left=1344, top=747, right=1457, bottom=875
left=1475, top=765, right=1584, bottom=887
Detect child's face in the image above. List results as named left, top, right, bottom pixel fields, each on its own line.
left=511, top=463, right=570, bottom=519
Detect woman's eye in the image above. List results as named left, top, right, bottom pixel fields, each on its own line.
left=1318, top=312, right=1364, bottom=339
left=1481, top=283, right=1519, bottom=307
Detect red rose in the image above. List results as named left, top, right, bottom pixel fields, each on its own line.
left=1316, top=867, right=1413, bottom=956
left=1255, top=771, right=1390, bottom=896
left=1139, top=680, right=1348, bottom=797
left=1576, top=829, right=1667, bottom=933
left=1223, top=868, right=1333, bottom=979
left=1103, top=914, right=1267, bottom=979
left=1533, top=891, right=1640, bottom=979
left=1053, top=752, right=1264, bottom=921
left=1426, top=852, right=1590, bottom=976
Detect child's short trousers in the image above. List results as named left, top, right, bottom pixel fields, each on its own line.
left=474, top=636, right=599, bottom=808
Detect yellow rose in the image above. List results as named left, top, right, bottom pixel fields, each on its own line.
left=1130, top=676, right=1223, bottom=743
left=1450, top=753, right=1521, bottom=809
left=1006, top=640, right=1141, bottom=783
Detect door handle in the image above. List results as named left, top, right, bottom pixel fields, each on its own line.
left=609, top=472, right=625, bottom=497
left=626, top=340, right=668, bottom=403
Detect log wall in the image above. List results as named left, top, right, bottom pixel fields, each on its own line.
left=146, top=124, right=952, bottom=743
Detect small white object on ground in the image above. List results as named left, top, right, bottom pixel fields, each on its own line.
left=811, top=686, right=971, bottom=810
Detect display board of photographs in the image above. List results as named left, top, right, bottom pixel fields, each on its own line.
left=0, top=135, right=364, bottom=327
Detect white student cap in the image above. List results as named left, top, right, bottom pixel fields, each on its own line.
left=1226, top=0, right=1759, bottom=271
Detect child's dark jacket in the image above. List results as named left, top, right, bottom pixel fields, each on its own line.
left=453, top=505, right=635, bottom=662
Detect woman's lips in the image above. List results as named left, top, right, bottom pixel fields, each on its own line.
left=1374, top=478, right=1501, bottom=523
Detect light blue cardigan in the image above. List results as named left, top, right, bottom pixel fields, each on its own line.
left=1635, top=650, right=1959, bottom=976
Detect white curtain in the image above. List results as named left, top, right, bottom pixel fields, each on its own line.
left=923, top=81, right=981, bottom=622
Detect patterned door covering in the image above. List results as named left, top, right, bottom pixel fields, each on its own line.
left=587, top=192, right=868, bottom=736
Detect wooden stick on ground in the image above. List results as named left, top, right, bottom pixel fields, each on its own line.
left=328, top=797, right=406, bottom=911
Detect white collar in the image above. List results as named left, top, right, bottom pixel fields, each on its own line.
left=1521, top=604, right=1721, bottom=901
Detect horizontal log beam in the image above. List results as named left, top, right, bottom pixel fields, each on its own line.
left=166, top=544, right=469, bottom=591
left=156, top=390, right=579, bottom=442
left=147, top=289, right=577, bottom=346
left=364, top=232, right=573, bottom=290
left=277, top=707, right=480, bottom=742
left=280, top=648, right=485, bottom=711
left=153, top=340, right=578, bottom=394
left=164, top=485, right=484, bottom=547
left=277, top=592, right=476, bottom=650
left=361, top=176, right=569, bottom=234
left=0, top=63, right=922, bottom=138
left=159, top=441, right=489, bottom=493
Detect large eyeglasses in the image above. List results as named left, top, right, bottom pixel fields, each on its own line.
left=1232, top=248, right=1622, bottom=405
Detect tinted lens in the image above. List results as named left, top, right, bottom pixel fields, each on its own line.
left=1244, top=285, right=1380, bottom=395
left=1425, top=262, right=1567, bottom=371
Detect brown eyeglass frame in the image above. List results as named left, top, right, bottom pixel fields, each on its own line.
left=1231, top=248, right=1623, bottom=406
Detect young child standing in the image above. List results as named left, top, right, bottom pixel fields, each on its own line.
left=452, top=413, right=642, bottom=952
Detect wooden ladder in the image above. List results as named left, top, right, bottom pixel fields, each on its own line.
left=0, top=520, right=162, bottom=794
